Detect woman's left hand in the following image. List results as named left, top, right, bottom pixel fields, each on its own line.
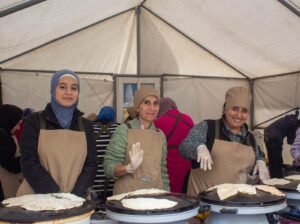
left=253, top=160, right=270, bottom=181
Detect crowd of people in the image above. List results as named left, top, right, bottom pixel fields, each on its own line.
left=1, top=69, right=300, bottom=209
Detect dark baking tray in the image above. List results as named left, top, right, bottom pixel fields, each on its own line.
left=106, top=192, right=199, bottom=215
left=0, top=200, right=95, bottom=222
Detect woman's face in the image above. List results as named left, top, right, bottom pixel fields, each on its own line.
left=224, top=106, right=249, bottom=133
left=11, top=120, right=22, bottom=134
left=55, top=76, right=79, bottom=107
left=137, top=95, right=159, bottom=124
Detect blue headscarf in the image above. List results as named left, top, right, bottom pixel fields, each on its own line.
left=97, top=106, right=116, bottom=124
left=50, top=69, right=80, bottom=128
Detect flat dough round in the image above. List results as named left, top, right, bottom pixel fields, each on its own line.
left=263, top=178, right=290, bottom=185
left=207, top=183, right=256, bottom=200
left=107, top=188, right=167, bottom=201
left=121, top=198, right=177, bottom=210
left=285, top=175, right=300, bottom=181
left=2, top=193, right=85, bottom=211
left=255, top=185, right=285, bottom=196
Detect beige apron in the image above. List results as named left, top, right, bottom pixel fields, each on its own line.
left=17, top=129, right=87, bottom=196
left=0, top=136, right=23, bottom=199
left=113, top=128, right=164, bottom=195
left=187, top=139, right=255, bottom=197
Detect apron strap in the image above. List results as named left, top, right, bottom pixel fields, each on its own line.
left=126, top=121, right=160, bottom=132
left=162, top=113, right=193, bottom=150
left=215, top=119, right=220, bottom=139
left=39, top=111, right=84, bottom=131
left=162, top=113, right=193, bottom=129
left=39, top=111, right=46, bottom=129
left=166, top=113, right=183, bottom=141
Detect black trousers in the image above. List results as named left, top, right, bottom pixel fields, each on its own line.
left=265, top=137, right=284, bottom=178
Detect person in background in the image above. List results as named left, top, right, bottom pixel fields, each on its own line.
left=15, top=107, right=34, bottom=142
left=91, top=106, right=119, bottom=210
left=264, top=112, right=300, bottom=178
left=18, top=69, right=97, bottom=198
left=154, top=97, right=194, bottom=193
left=290, top=127, right=300, bottom=165
left=104, top=87, right=169, bottom=195
left=179, top=86, right=269, bottom=196
left=0, top=104, right=23, bottom=199
left=123, top=106, right=136, bottom=124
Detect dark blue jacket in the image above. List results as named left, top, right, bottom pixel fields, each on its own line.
left=264, top=115, right=300, bottom=145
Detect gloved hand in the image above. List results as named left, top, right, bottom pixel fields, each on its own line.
left=197, top=145, right=213, bottom=171
left=252, top=160, right=270, bottom=181
left=126, top=142, right=144, bottom=173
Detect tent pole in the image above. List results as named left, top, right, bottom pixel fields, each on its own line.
left=136, top=5, right=141, bottom=76
left=249, top=79, right=254, bottom=130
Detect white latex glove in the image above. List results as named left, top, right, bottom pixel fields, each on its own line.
left=197, top=145, right=213, bottom=171
left=252, top=160, right=270, bottom=181
left=126, top=142, right=144, bottom=173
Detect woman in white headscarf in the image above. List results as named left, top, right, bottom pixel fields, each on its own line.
left=17, top=69, right=97, bottom=197
left=179, top=86, right=269, bottom=196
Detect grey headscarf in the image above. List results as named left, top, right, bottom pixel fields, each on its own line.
left=158, top=97, right=177, bottom=116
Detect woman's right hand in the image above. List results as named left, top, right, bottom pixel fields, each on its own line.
left=197, top=145, right=213, bottom=171
left=126, top=142, right=144, bottom=173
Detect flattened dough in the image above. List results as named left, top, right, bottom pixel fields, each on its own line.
left=121, top=198, right=177, bottom=210
left=2, top=193, right=85, bottom=211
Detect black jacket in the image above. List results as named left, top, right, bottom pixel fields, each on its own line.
left=20, top=103, right=97, bottom=197
left=0, top=129, right=21, bottom=173
left=264, top=115, right=300, bottom=145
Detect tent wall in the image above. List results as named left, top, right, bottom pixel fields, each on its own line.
left=139, top=9, right=243, bottom=78
left=253, top=73, right=300, bottom=128
left=0, top=11, right=137, bottom=74
left=0, top=0, right=140, bottom=63
left=0, top=71, right=114, bottom=116
left=1, top=70, right=299, bottom=126
left=162, top=76, right=248, bottom=123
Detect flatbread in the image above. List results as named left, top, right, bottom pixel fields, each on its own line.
left=285, top=175, right=300, bottom=181
left=2, top=193, right=85, bottom=211
left=107, top=188, right=167, bottom=201
left=255, top=185, right=285, bottom=197
left=207, top=183, right=256, bottom=200
left=217, top=187, right=239, bottom=201
left=121, top=198, right=177, bottom=210
left=262, top=178, right=290, bottom=185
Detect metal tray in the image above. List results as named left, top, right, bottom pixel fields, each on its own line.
left=0, top=200, right=95, bottom=222
left=199, top=188, right=286, bottom=207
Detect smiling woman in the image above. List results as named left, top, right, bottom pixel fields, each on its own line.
left=17, top=69, right=97, bottom=198
left=179, top=86, right=270, bottom=197
left=103, top=87, right=170, bottom=195
left=55, top=75, right=79, bottom=108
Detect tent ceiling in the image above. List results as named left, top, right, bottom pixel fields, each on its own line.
left=0, top=0, right=300, bottom=79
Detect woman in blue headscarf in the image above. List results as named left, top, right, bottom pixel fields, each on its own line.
left=17, top=69, right=97, bottom=197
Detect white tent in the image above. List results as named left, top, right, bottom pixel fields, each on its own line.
left=1, top=0, right=300, bottom=128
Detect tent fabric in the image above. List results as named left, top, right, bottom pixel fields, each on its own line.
left=0, top=0, right=300, bottom=126
left=0, top=0, right=139, bottom=63
left=140, top=9, right=243, bottom=77
left=1, top=10, right=137, bottom=74
left=1, top=71, right=114, bottom=117
left=144, top=0, right=300, bottom=78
